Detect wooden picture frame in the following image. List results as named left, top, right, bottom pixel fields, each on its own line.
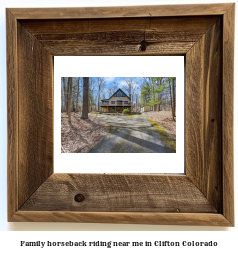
left=7, top=3, right=234, bottom=226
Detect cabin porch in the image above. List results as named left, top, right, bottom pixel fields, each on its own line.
left=100, top=106, right=131, bottom=112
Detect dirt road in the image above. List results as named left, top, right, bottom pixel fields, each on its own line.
left=88, top=113, right=175, bottom=153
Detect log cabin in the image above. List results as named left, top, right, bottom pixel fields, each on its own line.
left=100, top=88, right=131, bottom=112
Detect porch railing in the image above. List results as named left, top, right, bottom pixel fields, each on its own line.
left=99, top=102, right=131, bottom=106
left=100, top=102, right=109, bottom=105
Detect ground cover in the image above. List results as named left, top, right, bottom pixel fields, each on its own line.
left=144, top=111, right=176, bottom=141
left=61, top=112, right=109, bottom=153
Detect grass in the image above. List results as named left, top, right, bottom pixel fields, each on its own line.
left=147, top=117, right=176, bottom=152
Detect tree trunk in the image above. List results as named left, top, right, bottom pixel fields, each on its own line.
left=67, top=77, right=72, bottom=122
left=81, top=77, right=89, bottom=119
left=61, top=78, right=65, bottom=112
left=76, top=77, right=79, bottom=112
left=66, top=78, right=70, bottom=115
left=158, top=93, right=161, bottom=112
left=97, top=94, right=100, bottom=111
left=169, top=79, right=174, bottom=119
left=136, top=96, right=138, bottom=113
left=172, top=78, right=176, bottom=121
left=63, top=77, right=68, bottom=112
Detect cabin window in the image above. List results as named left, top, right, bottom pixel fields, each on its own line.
left=115, top=91, right=125, bottom=97
left=111, top=101, right=115, bottom=104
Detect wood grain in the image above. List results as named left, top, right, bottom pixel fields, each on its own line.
left=20, top=16, right=218, bottom=34
left=20, top=17, right=218, bottom=56
left=8, top=4, right=233, bottom=19
left=6, top=5, right=234, bottom=225
left=222, top=4, right=235, bottom=226
left=20, top=174, right=217, bottom=213
left=39, top=41, right=194, bottom=56
left=18, top=23, right=54, bottom=208
left=186, top=18, right=223, bottom=212
left=7, top=9, right=18, bottom=221
left=12, top=211, right=232, bottom=226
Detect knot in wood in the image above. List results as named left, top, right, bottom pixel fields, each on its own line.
left=140, top=40, right=147, bottom=51
left=74, top=193, right=85, bottom=202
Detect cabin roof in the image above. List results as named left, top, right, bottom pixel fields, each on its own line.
left=109, top=88, right=131, bottom=100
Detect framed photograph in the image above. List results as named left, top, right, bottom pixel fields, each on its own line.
left=55, top=56, right=184, bottom=174
left=7, top=3, right=234, bottom=225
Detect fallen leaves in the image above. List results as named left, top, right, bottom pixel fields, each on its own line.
left=61, top=112, right=109, bottom=153
left=144, top=111, right=176, bottom=141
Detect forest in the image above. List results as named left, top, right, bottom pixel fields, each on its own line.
left=61, top=77, right=176, bottom=120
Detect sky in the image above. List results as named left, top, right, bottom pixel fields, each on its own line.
left=101, top=77, right=141, bottom=98
left=61, top=77, right=143, bottom=100
left=104, top=77, right=141, bottom=86
left=61, top=77, right=174, bottom=102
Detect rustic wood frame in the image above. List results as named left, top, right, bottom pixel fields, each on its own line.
left=7, top=4, right=234, bottom=226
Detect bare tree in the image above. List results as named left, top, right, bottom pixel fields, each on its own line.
left=156, top=77, right=164, bottom=112
left=75, top=77, right=80, bottom=112
left=81, top=77, right=89, bottom=119
left=89, top=77, right=96, bottom=112
left=67, top=77, right=73, bottom=122
left=61, top=77, right=66, bottom=112
left=108, top=81, right=118, bottom=97
left=96, top=77, right=106, bottom=110
left=168, top=78, right=176, bottom=121
left=62, top=77, right=68, bottom=112
left=172, top=77, right=176, bottom=121
left=121, top=78, right=135, bottom=111
left=111, top=81, right=119, bottom=94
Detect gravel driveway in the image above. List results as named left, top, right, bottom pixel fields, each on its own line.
left=88, top=113, right=175, bottom=153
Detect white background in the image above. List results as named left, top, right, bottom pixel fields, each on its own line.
left=54, top=56, right=184, bottom=173
left=0, top=0, right=237, bottom=253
